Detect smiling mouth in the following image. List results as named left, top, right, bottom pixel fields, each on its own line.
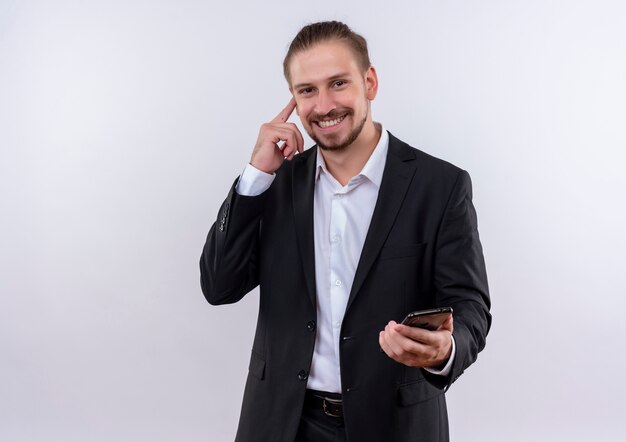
left=315, top=114, right=347, bottom=129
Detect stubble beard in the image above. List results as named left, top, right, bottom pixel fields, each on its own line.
left=307, top=108, right=368, bottom=152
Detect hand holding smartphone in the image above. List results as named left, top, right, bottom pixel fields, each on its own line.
left=401, top=307, right=453, bottom=331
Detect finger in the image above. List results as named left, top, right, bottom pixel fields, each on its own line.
left=384, top=323, right=409, bottom=358
left=272, top=128, right=298, bottom=157
left=379, top=331, right=391, bottom=355
left=279, top=122, right=304, bottom=154
left=281, top=137, right=296, bottom=158
left=290, top=123, right=305, bottom=153
left=396, top=324, right=451, bottom=362
left=395, top=322, right=451, bottom=347
left=382, top=327, right=436, bottom=367
left=271, top=97, right=297, bottom=124
left=268, top=127, right=295, bottom=147
left=438, top=315, right=454, bottom=333
left=285, top=123, right=304, bottom=153
left=393, top=323, right=433, bottom=344
left=262, top=122, right=301, bottom=150
left=379, top=330, right=399, bottom=359
left=389, top=324, right=430, bottom=356
left=397, top=333, right=429, bottom=357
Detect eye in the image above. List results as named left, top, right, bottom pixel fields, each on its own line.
left=333, top=80, right=346, bottom=87
left=299, top=87, right=314, bottom=95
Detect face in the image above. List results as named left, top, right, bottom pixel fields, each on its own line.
left=288, top=40, right=378, bottom=151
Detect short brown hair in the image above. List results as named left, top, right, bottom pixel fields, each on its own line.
left=283, top=21, right=371, bottom=84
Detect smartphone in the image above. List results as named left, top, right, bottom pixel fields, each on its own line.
left=401, top=307, right=453, bottom=330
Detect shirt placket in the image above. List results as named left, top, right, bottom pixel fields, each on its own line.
left=328, top=189, right=348, bottom=376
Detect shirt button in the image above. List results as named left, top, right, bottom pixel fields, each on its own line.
left=332, top=235, right=341, bottom=243
left=335, top=279, right=342, bottom=286
left=307, top=321, right=316, bottom=332
left=298, top=369, right=309, bottom=381
left=334, top=321, right=341, bottom=328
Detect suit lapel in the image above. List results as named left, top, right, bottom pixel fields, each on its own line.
left=346, top=134, right=417, bottom=311
left=292, top=149, right=318, bottom=308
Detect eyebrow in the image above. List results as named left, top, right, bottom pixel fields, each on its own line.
left=293, top=72, right=352, bottom=90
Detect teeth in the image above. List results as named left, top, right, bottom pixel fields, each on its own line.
left=318, top=115, right=345, bottom=128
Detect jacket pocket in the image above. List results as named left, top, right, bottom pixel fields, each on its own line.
left=379, top=243, right=426, bottom=261
left=248, top=352, right=265, bottom=380
left=397, top=378, right=442, bottom=406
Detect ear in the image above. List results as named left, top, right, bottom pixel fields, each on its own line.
left=364, top=65, right=379, bottom=100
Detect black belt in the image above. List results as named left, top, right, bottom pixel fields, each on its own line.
left=305, top=389, right=343, bottom=418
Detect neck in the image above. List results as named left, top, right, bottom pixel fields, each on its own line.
left=320, top=120, right=381, bottom=186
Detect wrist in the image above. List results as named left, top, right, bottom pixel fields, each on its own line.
left=430, top=337, right=453, bottom=369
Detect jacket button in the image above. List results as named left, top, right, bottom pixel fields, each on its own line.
left=298, top=369, right=308, bottom=381
left=306, top=321, right=316, bottom=332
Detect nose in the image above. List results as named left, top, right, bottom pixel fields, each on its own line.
left=314, top=89, right=335, bottom=116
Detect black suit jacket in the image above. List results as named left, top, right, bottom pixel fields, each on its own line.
left=200, top=132, right=491, bottom=442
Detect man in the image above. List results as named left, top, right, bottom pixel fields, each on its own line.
left=200, top=21, right=491, bottom=442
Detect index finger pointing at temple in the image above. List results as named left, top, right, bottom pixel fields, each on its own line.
left=271, top=97, right=297, bottom=123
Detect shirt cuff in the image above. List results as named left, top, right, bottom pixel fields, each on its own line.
left=235, top=163, right=276, bottom=196
left=424, top=335, right=456, bottom=377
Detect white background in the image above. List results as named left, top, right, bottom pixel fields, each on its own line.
left=1, top=0, right=625, bottom=440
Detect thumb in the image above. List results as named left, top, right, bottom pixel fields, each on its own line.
left=438, top=315, right=453, bottom=334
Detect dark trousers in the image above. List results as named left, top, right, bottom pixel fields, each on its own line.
left=295, top=390, right=347, bottom=442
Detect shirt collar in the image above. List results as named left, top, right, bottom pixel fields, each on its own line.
left=315, top=123, right=389, bottom=188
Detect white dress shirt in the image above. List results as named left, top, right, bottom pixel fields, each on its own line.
left=235, top=124, right=455, bottom=393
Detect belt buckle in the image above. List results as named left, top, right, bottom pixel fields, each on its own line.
left=322, top=396, right=343, bottom=418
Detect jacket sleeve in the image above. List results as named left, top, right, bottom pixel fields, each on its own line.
left=425, top=170, right=492, bottom=389
left=199, top=178, right=268, bottom=305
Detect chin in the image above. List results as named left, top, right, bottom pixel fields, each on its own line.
left=313, top=114, right=367, bottom=152
left=317, top=137, right=353, bottom=152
